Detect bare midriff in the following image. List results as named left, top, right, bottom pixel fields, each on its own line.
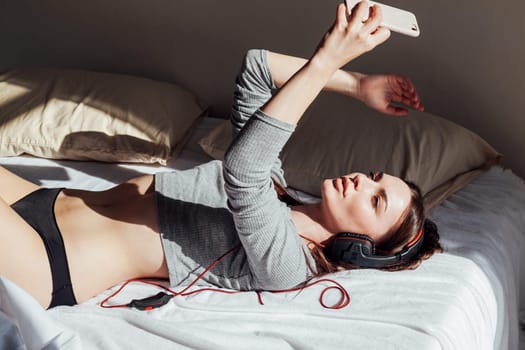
left=55, top=175, right=169, bottom=304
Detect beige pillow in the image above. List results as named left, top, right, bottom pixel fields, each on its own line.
left=198, top=94, right=501, bottom=212
left=0, top=67, right=204, bottom=165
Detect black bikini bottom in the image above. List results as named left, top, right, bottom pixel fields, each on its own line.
left=11, top=188, right=77, bottom=309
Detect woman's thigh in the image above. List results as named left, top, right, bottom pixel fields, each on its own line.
left=0, top=166, right=40, bottom=205
left=0, top=195, right=52, bottom=308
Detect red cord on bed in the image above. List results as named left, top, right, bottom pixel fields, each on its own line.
left=99, top=244, right=350, bottom=310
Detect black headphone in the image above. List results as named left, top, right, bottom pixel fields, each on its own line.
left=323, top=228, right=424, bottom=268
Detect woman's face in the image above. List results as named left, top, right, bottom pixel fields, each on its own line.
left=320, top=172, right=412, bottom=243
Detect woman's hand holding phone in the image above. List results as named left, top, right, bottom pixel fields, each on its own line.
left=312, top=2, right=391, bottom=73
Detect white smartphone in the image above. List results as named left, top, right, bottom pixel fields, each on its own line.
left=345, top=0, right=420, bottom=37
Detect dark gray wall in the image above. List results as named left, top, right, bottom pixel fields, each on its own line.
left=1, top=0, right=524, bottom=178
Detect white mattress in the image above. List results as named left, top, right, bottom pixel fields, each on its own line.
left=0, top=117, right=524, bottom=350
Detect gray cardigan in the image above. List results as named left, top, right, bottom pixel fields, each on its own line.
left=155, top=49, right=316, bottom=291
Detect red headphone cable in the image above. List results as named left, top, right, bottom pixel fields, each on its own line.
left=100, top=244, right=350, bottom=311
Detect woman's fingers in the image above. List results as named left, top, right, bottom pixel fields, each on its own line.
left=362, top=5, right=383, bottom=34
left=349, top=2, right=384, bottom=35
left=382, top=76, right=423, bottom=112
left=334, top=3, right=349, bottom=30
left=371, top=26, right=391, bottom=45
left=391, top=89, right=422, bottom=107
left=385, top=105, right=410, bottom=116
left=394, top=76, right=424, bottom=110
left=392, top=94, right=417, bottom=107
left=348, top=1, right=372, bottom=27
left=348, top=3, right=390, bottom=47
left=392, top=94, right=424, bottom=111
left=314, top=1, right=392, bottom=71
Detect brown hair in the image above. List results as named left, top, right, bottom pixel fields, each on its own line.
left=372, top=181, right=442, bottom=272
left=274, top=180, right=443, bottom=276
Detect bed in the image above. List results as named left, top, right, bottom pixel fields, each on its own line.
left=0, top=68, right=524, bottom=350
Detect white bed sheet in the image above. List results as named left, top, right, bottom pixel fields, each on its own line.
left=0, top=117, right=524, bottom=350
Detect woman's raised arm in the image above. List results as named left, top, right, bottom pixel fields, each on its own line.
left=222, top=2, right=392, bottom=290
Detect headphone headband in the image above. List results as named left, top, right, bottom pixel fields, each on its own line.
left=405, top=228, right=423, bottom=248
left=323, top=227, right=425, bottom=268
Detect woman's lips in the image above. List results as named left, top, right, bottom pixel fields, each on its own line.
left=333, top=177, right=351, bottom=197
left=332, top=178, right=341, bottom=194
left=343, top=177, right=352, bottom=196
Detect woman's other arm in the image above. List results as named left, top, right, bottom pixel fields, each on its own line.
left=267, top=52, right=423, bottom=116
left=267, top=51, right=363, bottom=97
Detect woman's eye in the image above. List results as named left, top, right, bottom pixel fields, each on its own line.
left=372, top=195, right=379, bottom=209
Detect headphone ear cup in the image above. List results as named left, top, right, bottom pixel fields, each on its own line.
left=324, top=232, right=376, bottom=264
left=324, top=229, right=426, bottom=268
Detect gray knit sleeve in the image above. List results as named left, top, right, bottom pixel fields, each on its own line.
left=230, top=49, right=287, bottom=187
left=223, top=108, right=315, bottom=290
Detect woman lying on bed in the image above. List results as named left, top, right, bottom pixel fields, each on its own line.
left=0, top=1, right=441, bottom=309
